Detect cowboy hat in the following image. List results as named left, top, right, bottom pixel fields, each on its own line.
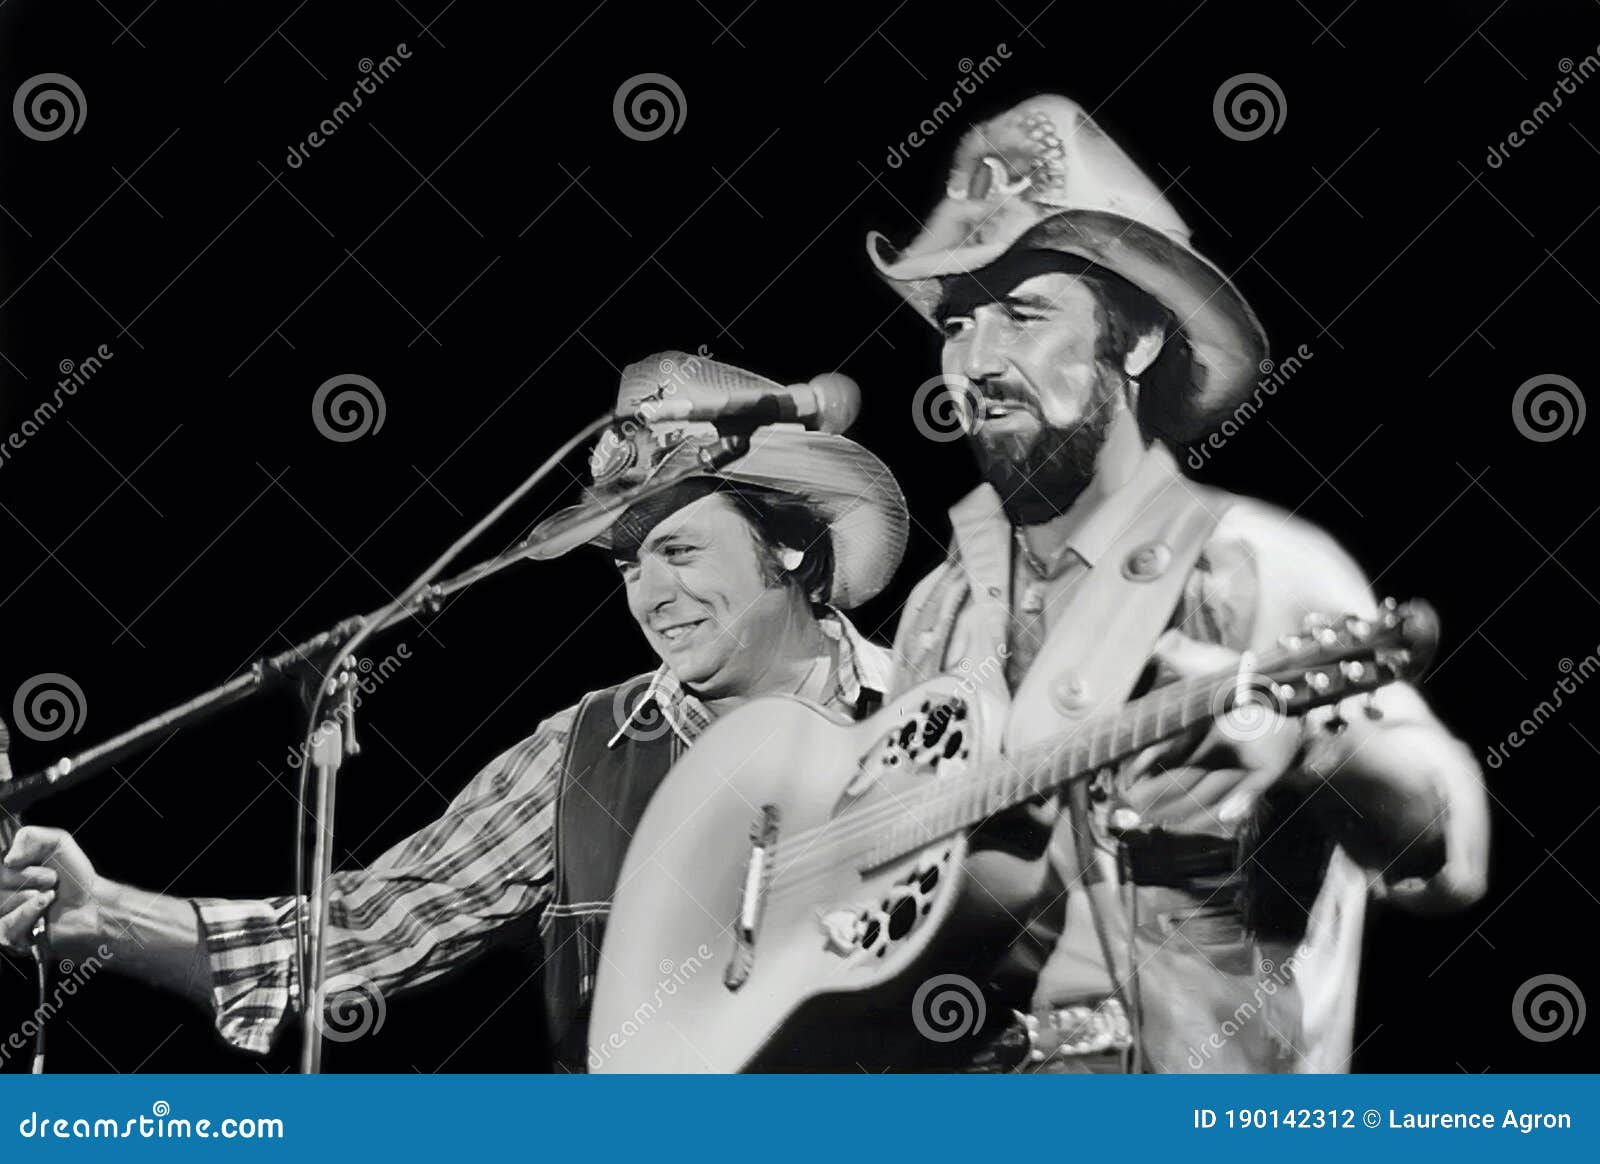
left=867, top=94, right=1268, bottom=441
left=524, top=351, right=909, bottom=610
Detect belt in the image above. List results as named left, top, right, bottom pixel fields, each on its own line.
left=964, top=997, right=1132, bottom=1073
left=1118, top=827, right=1239, bottom=889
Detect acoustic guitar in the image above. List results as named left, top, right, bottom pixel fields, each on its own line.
left=589, top=600, right=1437, bottom=1072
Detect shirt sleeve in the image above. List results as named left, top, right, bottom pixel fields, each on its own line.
left=191, top=706, right=574, bottom=1054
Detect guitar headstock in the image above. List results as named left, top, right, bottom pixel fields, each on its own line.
left=1246, top=598, right=1439, bottom=716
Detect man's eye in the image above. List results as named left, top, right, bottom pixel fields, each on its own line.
left=615, top=559, right=640, bottom=580
left=939, top=316, right=973, bottom=341
left=663, top=545, right=694, bottom=562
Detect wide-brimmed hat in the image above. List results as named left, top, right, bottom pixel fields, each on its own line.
left=868, top=94, right=1267, bottom=441
left=525, top=351, right=908, bottom=610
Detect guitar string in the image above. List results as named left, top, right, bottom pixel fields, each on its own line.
left=763, top=650, right=1395, bottom=902
left=763, top=679, right=1227, bottom=900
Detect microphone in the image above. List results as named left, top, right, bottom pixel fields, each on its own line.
left=634, top=372, right=861, bottom=435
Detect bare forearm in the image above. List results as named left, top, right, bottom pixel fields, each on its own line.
left=64, top=879, right=213, bottom=1009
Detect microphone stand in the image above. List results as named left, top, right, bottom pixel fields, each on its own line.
left=0, top=415, right=753, bottom=1072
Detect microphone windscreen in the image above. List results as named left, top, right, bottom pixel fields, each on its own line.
left=806, top=372, right=861, bottom=434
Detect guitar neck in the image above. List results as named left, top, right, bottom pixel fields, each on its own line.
left=856, top=601, right=1429, bottom=873
left=863, top=673, right=1223, bottom=869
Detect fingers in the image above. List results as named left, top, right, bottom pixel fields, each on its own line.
left=0, top=890, right=53, bottom=953
left=3, top=825, right=65, bottom=870
left=0, top=865, right=59, bottom=906
left=1151, top=629, right=1242, bottom=679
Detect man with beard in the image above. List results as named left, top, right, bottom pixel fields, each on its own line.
left=869, top=96, right=1488, bottom=1072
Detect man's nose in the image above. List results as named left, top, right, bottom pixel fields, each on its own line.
left=961, top=311, right=1009, bottom=384
left=635, top=554, right=679, bottom=611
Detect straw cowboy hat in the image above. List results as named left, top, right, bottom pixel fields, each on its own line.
left=525, top=351, right=909, bottom=610
left=867, top=94, right=1268, bottom=441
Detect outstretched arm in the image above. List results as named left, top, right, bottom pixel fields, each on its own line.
left=1, top=713, right=570, bottom=1052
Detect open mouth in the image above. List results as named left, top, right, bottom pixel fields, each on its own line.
left=972, top=399, right=1036, bottom=428
left=976, top=398, right=1039, bottom=425
left=654, top=618, right=707, bottom=644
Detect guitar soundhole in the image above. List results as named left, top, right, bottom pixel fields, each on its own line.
left=887, top=896, right=917, bottom=940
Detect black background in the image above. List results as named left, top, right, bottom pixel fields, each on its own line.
left=1, top=0, right=1596, bottom=1073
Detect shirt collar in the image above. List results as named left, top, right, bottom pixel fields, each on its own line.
left=607, top=607, right=887, bottom=748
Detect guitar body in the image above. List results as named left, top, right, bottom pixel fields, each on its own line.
left=589, top=678, right=1047, bottom=1073
left=588, top=599, right=1435, bottom=1071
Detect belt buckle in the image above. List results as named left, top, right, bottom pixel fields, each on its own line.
left=1015, top=997, right=1132, bottom=1063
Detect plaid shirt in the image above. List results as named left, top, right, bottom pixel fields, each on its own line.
left=193, top=610, right=891, bottom=1055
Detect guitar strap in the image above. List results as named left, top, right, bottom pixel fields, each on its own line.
left=1002, top=467, right=1227, bottom=1066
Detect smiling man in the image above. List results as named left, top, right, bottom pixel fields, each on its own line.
left=870, top=96, right=1489, bottom=1073
left=0, top=353, right=907, bottom=1073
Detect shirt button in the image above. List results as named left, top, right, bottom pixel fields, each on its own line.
left=1050, top=672, right=1091, bottom=714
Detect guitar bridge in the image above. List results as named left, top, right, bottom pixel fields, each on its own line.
left=724, top=804, right=780, bottom=991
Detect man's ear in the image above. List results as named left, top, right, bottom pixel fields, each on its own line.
left=1124, top=329, right=1166, bottom=379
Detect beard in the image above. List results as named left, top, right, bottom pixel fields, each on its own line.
left=967, top=367, right=1122, bottom=525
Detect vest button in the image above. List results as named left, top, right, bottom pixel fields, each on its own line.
left=1050, top=672, right=1091, bottom=714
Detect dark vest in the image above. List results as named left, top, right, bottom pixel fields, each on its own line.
left=539, top=676, right=681, bottom=1072
left=538, top=670, right=884, bottom=1072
